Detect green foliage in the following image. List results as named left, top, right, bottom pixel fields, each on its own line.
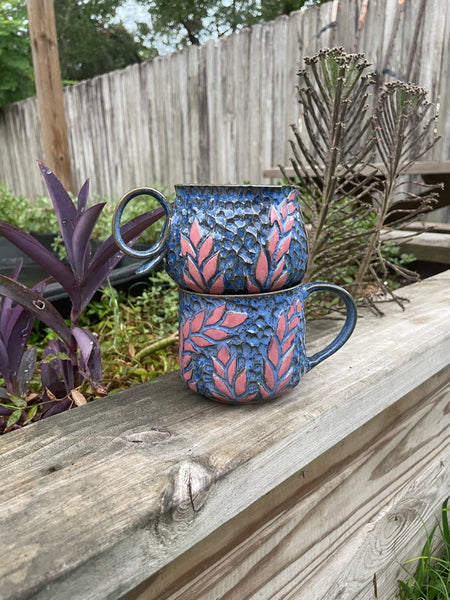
left=54, top=0, right=156, bottom=82
left=0, top=0, right=155, bottom=107
left=0, top=184, right=58, bottom=233
left=0, top=1, right=35, bottom=106
left=28, top=271, right=180, bottom=395
left=397, top=498, right=450, bottom=599
left=136, top=0, right=327, bottom=49
left=0, top=184, right=173, bottom=247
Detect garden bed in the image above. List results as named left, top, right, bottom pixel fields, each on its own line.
left=0, top=270, right=449, bottom=600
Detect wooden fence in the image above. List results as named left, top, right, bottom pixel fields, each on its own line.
left=0, top=0, right=449, bottom=204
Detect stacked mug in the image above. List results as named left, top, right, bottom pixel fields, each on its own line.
left=112, top=185, right=357, bottom=404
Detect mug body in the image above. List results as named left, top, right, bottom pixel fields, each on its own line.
left=179, top=284, right=307, bottom=403
left=167, top=185, right=308, bottom=294
left=179, top=281, right=357, bottom=404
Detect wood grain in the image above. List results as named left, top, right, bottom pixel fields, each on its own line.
left=0, top=0, right=448, bottom=207
left=26, top=0, right=73, bottom=192
left=132, top=368, right=450, bottom=600
left=0, top=270, right=449, bottom=600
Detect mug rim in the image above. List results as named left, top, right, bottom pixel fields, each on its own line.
left=177, top=282, right=304, bottom=299
left=174, top=184, right=299, bottom=191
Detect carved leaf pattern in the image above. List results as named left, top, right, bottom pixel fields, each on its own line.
left=180, top=219, right=224, bottom=293
left=179, top=303, right=248, bottom=395
left=246, top=191, right=298, bottom=293
left=260, top=297, right=302, bottom=399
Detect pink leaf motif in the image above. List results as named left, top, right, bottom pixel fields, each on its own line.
left=278, top=347, right=294, bottom=379
left=235, top=369, right=247, bottom=396
left=259, top=386, right=270, bottom=401
left=184, top=341, right=196, bottom=353
left=212, top=357, right=225, bottom=380
left=198, top=236, right=214, bottom=265
left=190, top=310, right=206, bottom=333
left=182, top=273, right=205, bottom=293
left=271, top=272, right=288, bottom=291
left=282, top=330, right=297, bottom=355
left=213, top=375, right=231, bottom=397
left=217, top=345, right=231, bottom=365
left=227, top=358, right=237, bottom=385
left=287, top=299, right=297, bottom=320
left=269, top=258, right=285, bottom=286
left=202, top=254, right=219, bottom=283
left=280, top=201, right=288, bottom=220
left=182, top=354, right=191, bottom=369
left=255, top=251, right=269, bottom=287
left=275, top=381, right=292, bottom=395
left=187, top=255, right=205, bottom=289
left=209, top=275, right=225, bottom=294
left=205, top=304, right=226, bottom=326
left=285, top=217, right=295, bottom=232
left=288, top=190, right=297, bottom=205
left=180, top=236, right=195, bottom=257
left=182, top=369, right=193, bottom=382
left=270, top=206, right=282, bottom=229
left=264, top=360, right=276, bottom=390
left=189, top=219, right=202, bottom=249
left=221, top=312, right=247, bottom=329
left=202, top=328, right=231, bottom=341
left=188, top=381, right=198, bottom=392
left=267, top=337, right=279, bottom=367
left=288, top=316, right=301, bottom=332
left=267, top=228, right=279, bottom=260
left=239, top=393, right=257, bottom=402
left=275, top=234, right=292, bottom=263
left=181, top=318, right=190, bottom=340
left=190, top=335, right=213, bottom=347
left=211, top=391, right=229, bottom=401
left=246, top=280, right=260, bottom=294
left=277, top=313, right=287, bottom=342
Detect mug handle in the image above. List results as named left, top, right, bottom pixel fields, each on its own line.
left=303, top=282, right=357, bottom=371
left=112, top=187, right=172, bottom=274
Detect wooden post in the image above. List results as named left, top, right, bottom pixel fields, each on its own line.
left=27, top=0, right=73, bottom=192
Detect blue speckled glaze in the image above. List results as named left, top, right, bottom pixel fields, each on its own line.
left=113, top=185, right=309, bottom=294
left=178, top=281, right=357, bottom=404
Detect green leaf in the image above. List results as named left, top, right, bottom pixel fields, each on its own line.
left=8, top=394, right=27, bottom=409
left=26, top=405, right=38, bottom=422
left=6, top=409, right=22, bottom=429
left=42, top=352, right=71, bottom=364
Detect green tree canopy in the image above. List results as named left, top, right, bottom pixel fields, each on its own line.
left=54, top=0, right=156, bottom=82
left=0, top=1, right=34, bottom=106
left=0, top=0, right=154, bottom=107
left=139, top=0, right=326, bottom=49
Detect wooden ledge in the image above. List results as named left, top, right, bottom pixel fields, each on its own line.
left=263, top=160, right=450, bottom=180
left=382, top=228, right=450, bottom=264
left=1, top=271, right=449, bottom=599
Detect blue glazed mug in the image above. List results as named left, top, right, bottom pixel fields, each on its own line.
left=178, top=281, right=357, bottom=403
left=112, top=185, right=308, bottom=294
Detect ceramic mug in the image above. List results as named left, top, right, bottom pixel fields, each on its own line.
left=112, top=185, right=308, bottom=294
left=178, top=281, right=357, bottom=403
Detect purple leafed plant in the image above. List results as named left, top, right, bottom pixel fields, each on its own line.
left=0, top=162, right=164, bottom=431
left=0, top=261, right=49, bottom=430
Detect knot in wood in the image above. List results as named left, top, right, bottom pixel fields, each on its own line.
left=164, top=460, right=213, bottom=522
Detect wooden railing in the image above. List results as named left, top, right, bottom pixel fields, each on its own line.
left=0, top=270, right=449, bottom=600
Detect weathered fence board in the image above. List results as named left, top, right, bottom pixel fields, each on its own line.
left=0, top=270, right=449, bottom=600
left=0, top=0, right=448, bottom=204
